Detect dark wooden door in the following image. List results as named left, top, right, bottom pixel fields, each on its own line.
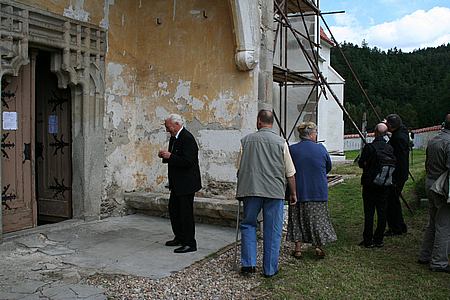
left=35, top=52, right=72, bottom=223
left=1, top=61, right=37, bottom=233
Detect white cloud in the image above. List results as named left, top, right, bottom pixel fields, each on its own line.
left=328, top=6, right=450, bottom=51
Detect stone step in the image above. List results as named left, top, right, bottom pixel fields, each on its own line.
left=124, top=192, right=240, bottom=227
left=124, top=176, right=343, bottom=228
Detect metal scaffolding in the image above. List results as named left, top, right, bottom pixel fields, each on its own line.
left=273, top=0, right=366, bottom=143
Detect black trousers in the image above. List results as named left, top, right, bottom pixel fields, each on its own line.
left=169, top=192, right=196, bottom=247
left=386, top=181, right=407, bottom=234
left=362, top=184, right=389, bottom=244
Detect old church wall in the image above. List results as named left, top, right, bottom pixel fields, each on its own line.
left=12, top=0, right=260, bottom=217
left=103, top=0, right=259, bottom=216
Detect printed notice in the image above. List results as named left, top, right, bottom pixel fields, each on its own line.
left=2, top=111, right=18, bottom=130
left=48, top=115, right=58, bottom=134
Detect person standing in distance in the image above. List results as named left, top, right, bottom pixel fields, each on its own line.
left=418, top=113, right=450, bottom=273
left=384, top=114, right=409, bottom=236
left=236, top=109, right=297, bottom=278
left=358, top=123, right=396, bottom=248
left=158, top=114, right=201, bottom=253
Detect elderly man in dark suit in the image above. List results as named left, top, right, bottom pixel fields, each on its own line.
left=158, top=113, right=201, bottom=253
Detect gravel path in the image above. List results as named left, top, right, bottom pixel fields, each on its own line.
left=85, top=240, right=296, bottom=300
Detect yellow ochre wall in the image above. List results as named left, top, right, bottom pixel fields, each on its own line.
left=18, top=0, right=258, bottom=215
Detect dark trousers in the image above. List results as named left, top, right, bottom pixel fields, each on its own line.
left=169, top=192, right=196, bottom=247
left=363, top=184, right=389, bottom=244
left=386, top=181, right=407, bottom=234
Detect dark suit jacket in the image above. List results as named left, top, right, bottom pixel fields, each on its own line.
left=163, top=128, right=201, bottom=195
left=359, top=136, right=396, bottom=186
left=389, top=125, right=410, bottom=184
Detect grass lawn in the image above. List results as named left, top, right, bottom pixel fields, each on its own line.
left=258, top=150, right=450, bottom=299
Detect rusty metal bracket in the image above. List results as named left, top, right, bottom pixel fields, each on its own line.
left=49, top=177, right=71, bottom=199
left=1, top=133, right=15, bottom=159
left=49, top=90, right=69, bottom=112
left=49, top=134, right=70, bottom=155
left=2, top=184, right=16, bottom=210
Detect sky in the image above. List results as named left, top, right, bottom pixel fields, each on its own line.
left=320, top=0, right=450, bottom=52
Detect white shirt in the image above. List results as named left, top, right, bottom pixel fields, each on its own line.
left=175, top=126, right=184, bottom=139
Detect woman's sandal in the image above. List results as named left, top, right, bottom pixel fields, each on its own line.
left=291, top=250, right=302, bottom=259
left=315, top=247, right=325, bottom=259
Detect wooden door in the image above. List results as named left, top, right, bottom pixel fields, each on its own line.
left=1, top=61, right=37, bottom=233
left=35, top=52, right=72, bottom=223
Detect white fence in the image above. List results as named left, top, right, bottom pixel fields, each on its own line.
left=344, top=125, right=442, bottom=151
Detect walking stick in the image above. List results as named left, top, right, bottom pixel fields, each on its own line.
left=233, top=200, right=241, bottom=271
left=400, top=193, right=414, bottom=215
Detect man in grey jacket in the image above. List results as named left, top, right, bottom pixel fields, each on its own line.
left=418, top=113, right=450, bottom=273
left=236, top=109, right=297, bottom=278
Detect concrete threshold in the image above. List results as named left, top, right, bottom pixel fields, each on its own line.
left=0, top=214, right=236, bottom=299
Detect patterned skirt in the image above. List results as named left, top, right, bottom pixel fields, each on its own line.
left=287, top=201, right=337, bottom=246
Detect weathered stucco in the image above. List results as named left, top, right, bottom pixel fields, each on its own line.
left=102, top=0, right=259, bottom=215
left=5, top=0, right=262, bottom=218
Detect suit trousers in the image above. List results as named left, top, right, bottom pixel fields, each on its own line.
left=386, top=181, right=407, bottom=234
left=362, top=184, right=389, bottom=244
left=240, top=197, right=284, bottom=276
left=419, top=189, right=450, bottom=269
left=169, top=192, right=196, bottom=248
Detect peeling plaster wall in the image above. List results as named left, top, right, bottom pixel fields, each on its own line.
left=14, top=0, right=262, bottom=217
left=102, top=0, right=260, bottom=215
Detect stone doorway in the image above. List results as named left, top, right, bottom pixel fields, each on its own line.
left=35, top=51, right=73, bottom=225
left=1, top=1, right=106, bottom=236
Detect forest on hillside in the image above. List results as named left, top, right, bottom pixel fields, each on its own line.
left=330, top=42, right=450, bottom=133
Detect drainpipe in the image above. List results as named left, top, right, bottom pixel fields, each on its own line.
left=0, top=72, right=3, bottom=242
left=229, top=0, right=259, bottom=71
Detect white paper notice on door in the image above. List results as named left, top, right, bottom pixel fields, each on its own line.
left=2, top=111, right=18, bottom=130
left=48, top=115, right=58, bottom=134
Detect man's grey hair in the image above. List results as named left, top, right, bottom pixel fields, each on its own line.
left=167, top=113, right=184, bottom=126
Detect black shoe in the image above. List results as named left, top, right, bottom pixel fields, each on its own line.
left=174, top=245, right=197, bottom=253
left=240, top=266, right=256, bottom=276
left=374, top=241, right=384, bottom=248
left=358, top=241, right=374, bottom=248
left=430, top=266, right=450, bottom=273
left=263, top=270, right=279, bottom=278
left=417, top=259, right=430, bottom=265
left=165, top=239, right=182, bottom=246
left=384, top=230, right=402, bottom=237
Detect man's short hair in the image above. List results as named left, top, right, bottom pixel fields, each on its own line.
left=257, top=109, right=274, bottom=125
left=385, top=114, right=402, bottom=130
left=443, top=113, right=450, bottom=130
left=167, top=113, right=184, bottom=126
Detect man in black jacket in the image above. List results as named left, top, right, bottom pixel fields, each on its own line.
left=359, top=123, right=396, bottom=247
left=418, top=113, right=450, bottom=273
left=384, top=114, right=409, bottom=236
left=158, top=114, right=201, bottom=253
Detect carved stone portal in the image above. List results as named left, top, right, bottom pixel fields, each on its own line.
left=0, top=0, right=107, bottom=229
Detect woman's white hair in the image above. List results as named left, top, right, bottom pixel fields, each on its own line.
left=166, top=113, right=184, bottom=126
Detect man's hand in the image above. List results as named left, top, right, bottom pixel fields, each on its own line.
left=158, top=150, right=171, bottom=159
left=289, top=194, right=297, bottom=206
left=287, top=175, right=297, bottom=205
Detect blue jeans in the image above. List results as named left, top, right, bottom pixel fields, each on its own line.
left=240, top=196, right=284, bottom=276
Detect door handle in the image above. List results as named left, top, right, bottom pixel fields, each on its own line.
left=23, top=143, right=31, bottom=162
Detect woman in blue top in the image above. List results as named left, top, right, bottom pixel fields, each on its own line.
left=287, top=122, right=337, bottom=258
